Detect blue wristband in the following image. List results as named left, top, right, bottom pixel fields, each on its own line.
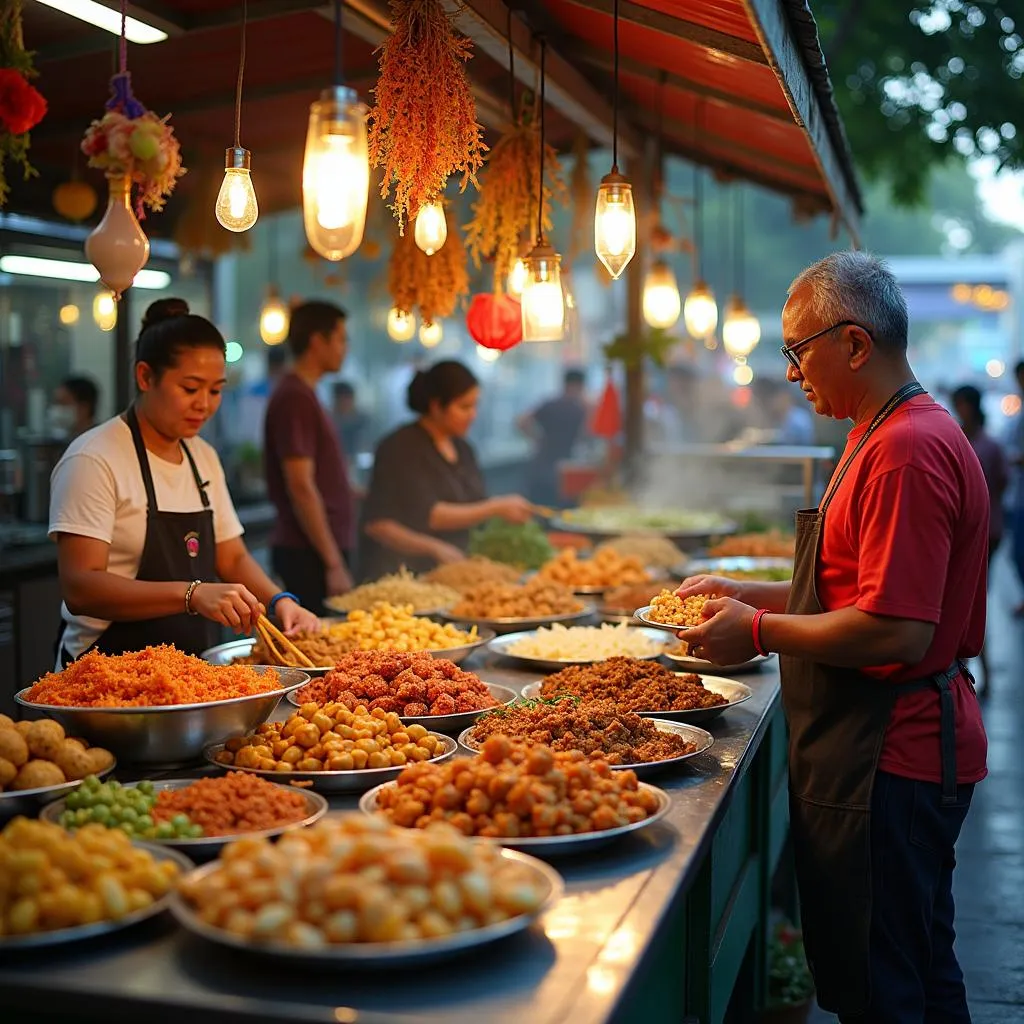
left=268, top=591, right=298, bottom=616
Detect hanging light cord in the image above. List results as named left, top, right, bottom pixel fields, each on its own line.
left=119, top=0, right=127, bottom=73
left=507, top=4, right=516, bottom=120
left=734, top=188, right=744, bottom=298
left=334, top=0, right=343, bottom=86
left=233, top=0, right=248, bottom=149
left=537, top=36, right=546, bottom=243
left=693, top=100, right=703, bottom=278
left=269, top=218, right=278, bottom=283
left=612, top=0, right=620, bottom=171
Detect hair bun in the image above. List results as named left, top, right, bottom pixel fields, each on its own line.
left=141, top=298, right=190, bottom=333
left=406, top=370, right=431, bottom=415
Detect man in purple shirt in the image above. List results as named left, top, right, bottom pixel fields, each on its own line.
left=264, top=301, right=354, bottom=612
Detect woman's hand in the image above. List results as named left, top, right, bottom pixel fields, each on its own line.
left=431, top=539, right=466, bottom=565
left=325, top=562, right=353, bottom=598
left=675, top=574, right=746, bottom=603
left=489, top=494, right=534, bottom=525
left=275, top=598, right=320, bottom=636
left=681, top=596, right=757, bottom=666
left=190, top=583, right=263, bottom=634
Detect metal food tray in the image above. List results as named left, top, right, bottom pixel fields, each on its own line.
left=0, top=843, right=193, bottom=951
left=203, top=733, right=458, bottom=794
left=487, top=627, right=674, bottom=673
left=520, top=676, right=753, bottom=725
left=440, top=606, right=595, bottom=636
left=662, top=648, right=775, bottom=675
left=458, top=720, right=714, bottom=778
left=287, top=682, right=520, bottom=735
left=682, top=556, right=793, bottom=577
left=169, top=848, right=563, bottom=966
left=40, top=779, right=329, bottom=860
left=0, top=761, right=117, bottom=822
left=360, top=781, right=672, bottom=856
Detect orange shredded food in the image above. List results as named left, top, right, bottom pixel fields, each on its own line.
left=152, top=772, right=309, bottom=837
left=24, top=646, right=280, bottom=708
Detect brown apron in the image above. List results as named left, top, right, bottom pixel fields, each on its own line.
left=779, top=381, right=960, bottom=1016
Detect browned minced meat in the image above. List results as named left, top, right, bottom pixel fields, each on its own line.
left=469, top=698, right=696, bottom=765
left=539, top=656, right=727, bottom=712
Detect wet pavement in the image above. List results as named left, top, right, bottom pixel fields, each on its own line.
left=807, top=551, right=1024, bottom=1023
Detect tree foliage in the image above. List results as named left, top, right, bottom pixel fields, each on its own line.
left=815, top=1, right=1024, bottom=204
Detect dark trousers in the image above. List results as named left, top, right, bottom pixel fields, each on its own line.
left=271, top=546, right=343, bottom=616
left=841, top=771, right=975, bottom=1024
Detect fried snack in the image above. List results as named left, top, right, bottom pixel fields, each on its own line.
left=468, top=699, right=696, bottom=765
left=539, top=657, right=728, bottom=712
left=213, top=702, right=445, bottom=773
left=0, top=717, right=113, bottom=793
left=178, top=813, right=549, bottom=947
left=243, top=604, right=478, bottom=666
left=25, top=646, right=279, bottom=707
left=423, top=557, right=521, bottom=592
left=151, top=773, right=310, bottom=837
left=646, top=590, right=710, bottom=627
left=708, top=530, right=795, bottom=558
left=326, top=568, right=459, bottom=613
left=450, top=578, right=584, bottom=620
left=377, top=736, right=664, bottom=838
left=600, top=582, right=671, bottom=616
left=294, top=651, right=500, bottom=717
left=536, top=547, right=651, bottom=589
left=0, top=818, right=180, bottom=936
left=505, top=622, right=664, bottom=661
left=597, top=535, right=687, bottom=570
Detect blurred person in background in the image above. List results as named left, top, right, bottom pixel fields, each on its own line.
left=264, top=301, right=355, bottom=612
left=332, top=381, right=369, bottom=465
left=516, top=368, right=588, bottom=508
left=1008, top=360, right=1024, bottom=615
left=360, top=360, right=533, bottom=579
left=49, top=376, right=99, bottom=439
left=952, top=384, right=1007, bottom=695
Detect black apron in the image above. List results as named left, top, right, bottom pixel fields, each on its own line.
left=60, top=407, right=217, bottom=664
left=779, top=382, right=961, bottom=1016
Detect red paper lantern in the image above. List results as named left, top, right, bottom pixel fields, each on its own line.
left=466, top=293, right=522, bottom=351
left=591, top=377, right=622, bottom=439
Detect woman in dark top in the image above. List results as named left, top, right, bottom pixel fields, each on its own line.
left=359, top=361, right=533, bottom=579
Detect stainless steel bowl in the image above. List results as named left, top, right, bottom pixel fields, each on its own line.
left=0, top=761, right=116, bottom=823
left=487, top=626, right=673, bottom=673
left=14, top=666, right=310, bottom=768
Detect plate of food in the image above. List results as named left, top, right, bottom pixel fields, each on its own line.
left=459, top=701, right=714, bottom=778
left=633, top=591, right=712, bottom=633
left=594, top=535, right=688, bottom=573
left=663, top=638, right=775, bottom=675
left=0, top=818, right=191, bottom=950
left=360, top=737, right=673, bottom=855
left=285, top=651, right=519, bottom=733
left=521, top=657, right=752, bottom=724
left=682, top=556, right=793, bottom=581
left=170, top=813, right=563, bottom=966
left=41, top=773, right=328, bottom=860
left=422, top=557, right=523, bottom=592
left=205, top=702, right=457, bottom=793
left=532, top=548, right=655, bottom=595
left=323, top=568, right=460, bottom=617
left=487, top=623, right=674, bottom=673
left=14, top=647, right=308, bottom=767
left=441, top=577, right=594, bottom=635
left=552, top=507, right=737, bottom=543
left=706, top=530, right=795, bottom=559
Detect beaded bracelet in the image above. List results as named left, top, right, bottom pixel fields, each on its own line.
left=184, top=580, right=202, bottom=616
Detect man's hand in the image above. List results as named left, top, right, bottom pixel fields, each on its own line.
left=675, top=574, right=744, bottom=602
left=326, top=562, right=353, bottom=597
left=681, top=597, right=758, bottom=666
left=431, top=540, right=466, bottom=565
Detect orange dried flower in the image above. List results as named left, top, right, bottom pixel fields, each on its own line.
left=369, top=0, right=486, bottom=233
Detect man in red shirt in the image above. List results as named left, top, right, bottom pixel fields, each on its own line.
left=681, top=252, right=987, bottom=1024
left=264, top=301, right=354, bottom=613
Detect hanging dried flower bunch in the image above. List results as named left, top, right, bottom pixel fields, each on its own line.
left=369, top=0, right=486, bottom=233
left=387, top=205, right=468, bottom=325
left=465, top=94, right=565, bottom=293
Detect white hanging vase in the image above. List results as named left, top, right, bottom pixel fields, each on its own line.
left=84, top=174, right=150, bottom=299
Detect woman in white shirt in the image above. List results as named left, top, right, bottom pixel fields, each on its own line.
left=50, top=298, right=319, bottom=666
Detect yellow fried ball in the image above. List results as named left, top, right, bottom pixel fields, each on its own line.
left=11, top=759, right=66, bottom=790
left=0, top=756, right=16, bottom=789
left=25, top=719, right=66, bottom=761
left=53, top=740, right=93, bottom=782
left=84, top=747, right=115, bottom=775
left=0, top=729, right=29, bottom=768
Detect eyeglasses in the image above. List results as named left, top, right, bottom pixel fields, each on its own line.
left=780, top=320, right=873, bottom=369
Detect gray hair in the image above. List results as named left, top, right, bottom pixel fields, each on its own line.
left=788, top=251, right=909, bottom=352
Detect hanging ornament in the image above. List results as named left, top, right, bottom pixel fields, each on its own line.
left=52, top=179, right=98, bottom=222
left=591, top=375, right=623, bottom=439
left=593, top=0, right=635, bottom=280
left=643, top=260, right=681, bottom=330
left=369, top=0, right=485, bottom=233
left=414, top=199, right=447, bottom=255
left=387, top=306, right=416, bottom=342
left=85, top=172, right=149, bottom=298
left=302, top=0, right=369, bottom=260
left=466, top=292, right=522, bottom=351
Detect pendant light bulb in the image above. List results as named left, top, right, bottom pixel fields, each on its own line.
left=683, top=279, right=719, bottom=340
left=92, top=290, right=117, bottom=332
left=259, top=288, right=289, bottom=345
left=477, top=346, right=501, bottom=363
left=521, top=242, right=565, bottom=343
left=643, top=260, right=681, bottom=329
left=722, top=295, right=761, bottom=359
left=414, top=201, right=447, bottom=256
left=216, top=148, right=258, bottom=232
left=507, top=258, right=528, bottom=299
left=594, top=171, right=636, bottom=279
left=419, top=320, right=443, bottom=348
left=302, top=86, right=369, bottom=261
left=387, top=307, right=416, bottom=343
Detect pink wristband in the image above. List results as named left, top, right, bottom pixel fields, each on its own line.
left=752, top=608, right=770, bottom=657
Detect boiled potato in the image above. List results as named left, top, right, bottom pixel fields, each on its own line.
left=11, top=759, right=65, bottom=790
left=54, top=739, right=93, bottom=781
left=0, top=729, right=29, bottom=768
left=84, top=747, right=115, bottom=774
left=0, top=756, right=16, bottom=789
left=25, top=719, right=66, bottom=761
